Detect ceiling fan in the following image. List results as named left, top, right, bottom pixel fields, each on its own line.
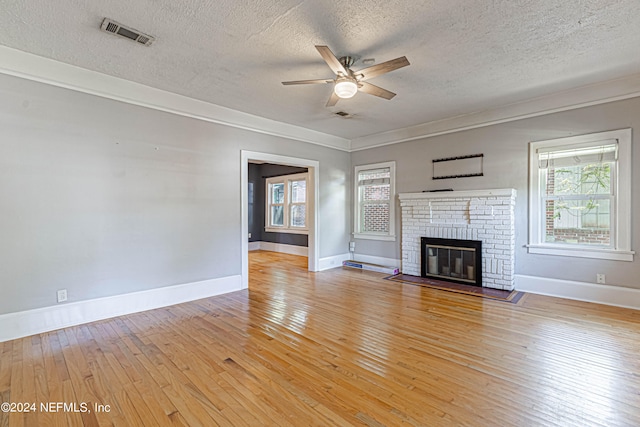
left=282, top=45, right=410, bottom=107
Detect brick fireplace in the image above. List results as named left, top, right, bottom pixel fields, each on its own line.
left=398, top=189, right=516, bottom=290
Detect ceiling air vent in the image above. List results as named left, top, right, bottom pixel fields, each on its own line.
left=100, top=18, right=155, bottom=46
left=335, top=111, right=351, bottom=118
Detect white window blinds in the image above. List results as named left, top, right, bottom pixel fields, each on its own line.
left=537, top=140, right=617, bottom=168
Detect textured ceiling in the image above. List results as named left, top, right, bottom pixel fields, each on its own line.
left=2, top=0, right=640, bottom=140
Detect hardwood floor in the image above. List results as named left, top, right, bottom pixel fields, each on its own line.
left=2, top=250, right=640, bottom=426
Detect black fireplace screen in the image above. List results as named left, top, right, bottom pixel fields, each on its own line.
left=421, top=237, right=482, bottom=287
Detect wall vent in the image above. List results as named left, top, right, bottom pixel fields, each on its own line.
left=100, top=18, right=155, bottom=46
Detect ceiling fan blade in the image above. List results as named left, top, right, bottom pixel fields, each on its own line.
left=316, top=45, right=349, bottom=76
left=356, top=56, right=410, bottom=81
left=326, top=91, right=340, bottom=107
left=358, top=82, right=396, bottom=100
left=282, top=79, right=333, bottom=85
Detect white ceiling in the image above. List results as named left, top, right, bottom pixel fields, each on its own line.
left=2, top=0, right=640, bottom=145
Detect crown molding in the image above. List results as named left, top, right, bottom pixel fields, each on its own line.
left=3, top=45, right=640, bottom=154
left=0, top=45, right=350, bottom=152
left=350, top=73, right=640, bottom=151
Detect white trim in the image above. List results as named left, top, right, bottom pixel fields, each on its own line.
left=528, top=129, right=633, bottom=261
left=248, top=241, right=261, bottom=251
left=6, top=46, right=640, bottom=153
left=353, top=233, right=396, bottom=241
left=354, top=161, right=396, bottom=240
left=526, top=245, right=634, bottom=261
left=0, top=45, right=349, bottom=152
left=399, top=188, right=516, bottom=200
left=351, top=254, right=401, bottom=268
left=318, top=253, right=351, bottom=271
left=516, top=274, right=640, bottom=311
left=343, top=261, right=399, bottom=275
left=0, top=275, right=241, bottom=343
left=265, top=172, right=309, bottom=233
left=350, top=73, right=640, bottom=151
left=241, top=151, right=320, bottom=289
left=257, top=242, right=309, bottom=257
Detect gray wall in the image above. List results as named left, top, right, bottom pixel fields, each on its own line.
left=351, top=97, right=640, bottom=290
left=0, top=73, right=351, bottom=315
left=248, top=163, right=308, bottom=247
left=5, top=66, right=637, bottom=316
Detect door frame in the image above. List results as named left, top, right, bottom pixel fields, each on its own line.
left=240, top=150, right=319, bottom=289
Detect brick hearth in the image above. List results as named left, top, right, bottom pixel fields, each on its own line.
left=398, top=189, right=516, bottom=290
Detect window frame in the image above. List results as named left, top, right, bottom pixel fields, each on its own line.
left=528, top=129, right=633, bottom=261
left=353, top=161, right=396, bottom=241
left=265, top=172, right=309, bottom=235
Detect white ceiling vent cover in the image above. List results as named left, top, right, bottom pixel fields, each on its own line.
left=100, top=18, right=155, bottom=46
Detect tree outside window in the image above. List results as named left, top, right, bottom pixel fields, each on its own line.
left=528, top=129, right=633, bottom=261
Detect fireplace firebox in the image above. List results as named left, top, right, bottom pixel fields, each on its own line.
left=421, top=237, right=482, bottom=287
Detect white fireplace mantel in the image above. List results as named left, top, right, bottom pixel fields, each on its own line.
left=399, top=188, right=517, bottom=290
left=399, top=188, right=516, bottom=200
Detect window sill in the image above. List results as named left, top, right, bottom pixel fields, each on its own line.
left=353, top=233, right=396, bottom=242
left=527, top=244, right=634, bottom=261
left=264, top=227, right=308, bottom=235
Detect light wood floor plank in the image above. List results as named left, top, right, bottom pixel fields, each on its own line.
left=1, top=250, right=640, bottom=426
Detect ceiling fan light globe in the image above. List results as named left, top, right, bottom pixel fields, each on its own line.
left=334, top=80, right=358, bottom=98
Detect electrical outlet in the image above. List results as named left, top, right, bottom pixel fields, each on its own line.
left=596, top=274, right=606, bottom=284
left=57, top=289, right=67, bottom=303
left=248, top=232, right=252, bottom=239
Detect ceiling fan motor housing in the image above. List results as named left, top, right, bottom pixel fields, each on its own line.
left=339, top=56, right=356, bottom=71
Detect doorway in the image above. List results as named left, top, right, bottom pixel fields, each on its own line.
left=241, top=151, right=319, bottom=289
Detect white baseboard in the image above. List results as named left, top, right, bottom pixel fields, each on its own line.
left=248, top=241, right=261, bottom=251
left=352, top=254, right=401, bottom=268
left=319, top=253, right=351, bottom=271
left=318, top=253, right=400, bottom=272
left=0, top=275, right=242, bottom=343
left=255, top=241, right=308, bottom=256
left=516, top=274, right=640, bottom=310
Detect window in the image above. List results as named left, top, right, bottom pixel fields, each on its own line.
left=265, top=173, right=308, bottom=234
left=354, top=161, right=396, bottom=241
left=528, top=129, right=633, bottom=261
